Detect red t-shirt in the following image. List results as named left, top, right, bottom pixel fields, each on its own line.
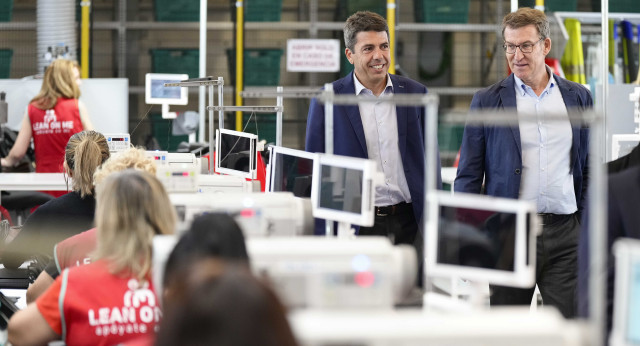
left=37, top=260, right=161, bottom=346
left=54, top=228, right=97, bottom=273
left=29, top=97, right=84, bottom=174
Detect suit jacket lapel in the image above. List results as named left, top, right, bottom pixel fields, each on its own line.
left=339, top=73, right=368, bottom=157
left=500, top=75, right=522, bottom=157
left=392, top=75, right=408, bottom=156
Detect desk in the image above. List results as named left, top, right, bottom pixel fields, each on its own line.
left=0, top=173, right=69, bottom=204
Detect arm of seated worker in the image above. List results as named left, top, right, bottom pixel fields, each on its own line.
left=26, top=270, right=55, bottom=304
left=78, top=100, right=94, bottom=131
left=8, top=303, right=59, bottom=345
left=9, top=276, right=63, bottom=345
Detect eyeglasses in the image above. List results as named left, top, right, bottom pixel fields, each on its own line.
left=503, top=39, right=544, bottom=54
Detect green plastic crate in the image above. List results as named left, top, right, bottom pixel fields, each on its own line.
left=150, top=114, right=189, bottom=152
left=336, top=0, right=386, bottom=21
left=242, top=113, right=277, bottom=144
left=227, top=49, right=283, bottom=86
left=592, top=0, right=640, bottom=12
left=0, top=50, right=12, bottom=78
left=415, top=0, right=469, bottom=24
left=519, top=0, right=577, bottom=12
left=150, top=49, right=199, bottom=79
left=154, top=0, right=200, bottom=22
left=231, top=0, right=282, bottom=22
left=438, top=123, right=464, bottom=153
left=0, top=0, right=12, bottom=22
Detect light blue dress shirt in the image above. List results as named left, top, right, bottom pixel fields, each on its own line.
left=514, top=68, right=577, bottom=215
left=354, top=74, right=411, bottom=206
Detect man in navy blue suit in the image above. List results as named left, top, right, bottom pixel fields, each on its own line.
left=454, top=8, right=591, bottom=318
left=305, top=11, right=441, bottom=254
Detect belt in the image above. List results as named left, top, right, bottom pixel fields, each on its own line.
left=375, top=202, right=412, bottom=217
left=537, top=213, right=574, bottom=226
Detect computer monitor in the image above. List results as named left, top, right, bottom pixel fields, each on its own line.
left=145, top=73, right=188, bottom=106
left=215, top=129, right=258, bottom=180
left=610, top=238, right=640, bottom=346
left=425, top=191, right=538, bottom=288
left=310, top=154, right=378, bottom=227
left=266, top=146, right=316, bottom=198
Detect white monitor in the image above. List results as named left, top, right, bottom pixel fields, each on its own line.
left=426, top=191, right=538, bottom=288
left=215, top=129, right=258, bottom=180
left=611, top=238, right=640, bottom=346
left=310, top=154, right=378, bottom=227
left=145, top=73, right=188, bottom=106
left=104, top=133, right=131, bottom=153
left=266, top=146, right=316, bottom=198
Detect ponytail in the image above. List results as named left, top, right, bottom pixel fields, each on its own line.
left=65, top=131, right=110, bottom=197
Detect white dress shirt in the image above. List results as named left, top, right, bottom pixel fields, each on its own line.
left=354, top=74, right=412, bottom=206
left=514, top=68, right=577, bottom=215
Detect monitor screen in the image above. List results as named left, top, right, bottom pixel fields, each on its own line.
left=215, top=129, right=258, bottom=179
left=145, top=73, right=188, bottom=105
left=266, top=146, right=316, bottom=198
left=611, top=238, right=640, bottom=346
left=426, top=191, right=537, bottom=288
left=311, top=154, right=378, bottom=227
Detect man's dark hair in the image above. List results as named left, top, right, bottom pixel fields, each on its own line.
left=343, top=11, right=389, bottom=52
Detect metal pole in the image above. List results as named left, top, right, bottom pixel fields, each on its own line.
left=589, top=110, right=606, bottom=346
left=423, top=94, right=439, bottom=296
left=276, top=86, right=283, bottom=147
left=208, top=83, right=214, bottom=174
left=198, top=0, right=207, bottom=142
left=324, top=83, right=334, bottom=237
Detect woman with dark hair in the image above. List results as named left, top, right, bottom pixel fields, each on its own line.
left=157, top=261, right=298, bottom=346
left=2, top=130, right=110, bottom=269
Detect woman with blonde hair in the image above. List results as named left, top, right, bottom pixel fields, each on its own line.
left=9, top=170, right=176, bottom=346
left=25, top=147, right=156, bottom=302
left=2, top=130, right=110, bottom=269
left=1, top=59, right=93, bottom=177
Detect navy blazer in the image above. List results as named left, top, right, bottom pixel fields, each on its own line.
left=305, top=72, right=442, bottom=229
left=454, top=74, right=592, bottom=213
left=577, top=166, right=640, bottom=336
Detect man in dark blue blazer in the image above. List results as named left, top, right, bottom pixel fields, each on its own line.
left=578, top=165, right=640, bottom=340
left=305, top=11, right=441, bottom=254
left=454, top=8, right=591, bottom=318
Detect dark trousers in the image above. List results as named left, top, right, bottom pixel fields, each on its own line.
left=490, top=213, right=580, bottom=318
left=359, top=204, right=423, bottom=285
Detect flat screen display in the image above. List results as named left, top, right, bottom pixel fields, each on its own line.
left=151, top=79, right=182, bottom=100
left=437, top=207, right=531, bottom=272
left=318, top=164, right=364, bottom=214
left=627, top=261, right=640, bottom=343
left=219, top=132, right=254, bottom=173
left=268, top=147, right=314, bottom=198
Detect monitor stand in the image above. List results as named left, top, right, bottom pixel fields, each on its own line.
left=162, top=103, right=178, bottom=119
left=423, top=278, right=489, bottom=313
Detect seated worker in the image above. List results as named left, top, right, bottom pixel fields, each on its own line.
left=162, top=213, right=251, bottom=306
left=1, top=59, right=93, bottom=197
left=26, top=147, right=157, bottom=303
left=156, top=260, right=298, bottom=346
left=8, top=170, right=176, bottom=346
left=124, top=213, right=252, bottom=346
left=2, top=130, right=110, bottom=269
